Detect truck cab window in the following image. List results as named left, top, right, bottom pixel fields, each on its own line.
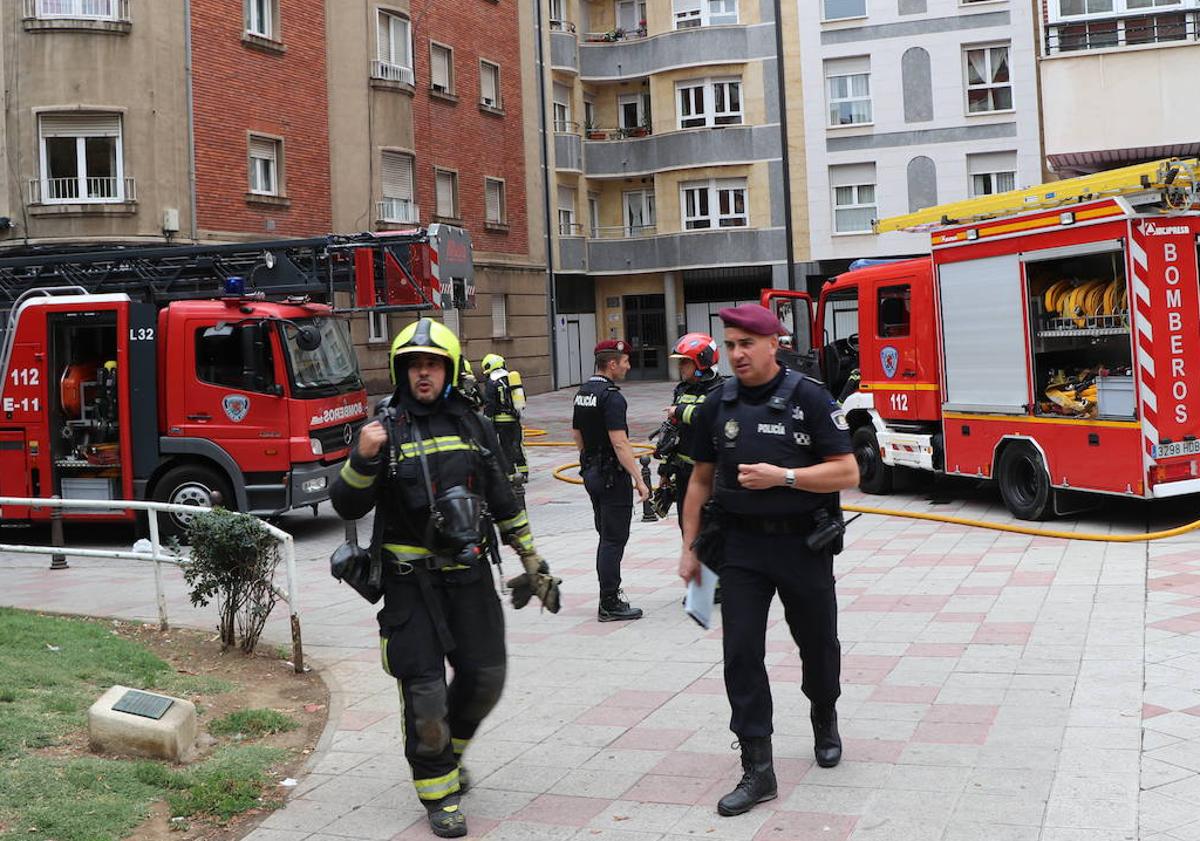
left=877, top=285, right=911, bottom=337
left=195, top=324, right=276, bottom=393
left=821, top=289, right=860, bottom=397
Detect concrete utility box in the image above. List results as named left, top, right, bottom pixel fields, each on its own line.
left=88, top=685, right=197, bottom=762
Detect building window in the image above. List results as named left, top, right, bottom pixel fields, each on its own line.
left=967, top=151, right=1017, bottom=197
left=491, top=293, right=508, bottom=339
left=375, top=10, right=413, bottom=84
left=964, top=44, right=1011, bottom=113
left=681, top=178, right=747, bottom=229
left=480, top=61, right=501, bottom=109
left=248, top=135, right=280, bottom=196
left=32, top=0, right=125, bottom=20
left=553, top=83, right=572, bottom=132
left=37, top=113, right=126, bottom=204
left=1048, top=1, right=1187, bottom=52
left=431, top=42, right=454, bottom=93
left=677, top=78, right=742, bottom=129
left=368, top=311, right=389, bottom=344
left=822, top=0, right=866, bottom=21
left=617, top=0, right=647, bottom=33
left=673, top=0, right=738, bottom=28
left=245, top=0, right=276, bottom=39
left=618, top=93, right=651, bottom=132
left=435, top=168, right=459, bottom=219
left=557, top=185, right=577, bottom=235
left=825, top=57, right=872, bottom=126
left=583, top=98, right=596, bottom=132
left=588, top=193, right=600, bottom=238
left=380, top=150, right=416, bottom=223
left=485, top=177, right=506, bottom=225
left=623, top=190, right=655, bottom=236
left=830, top=163, right=876, bottom=234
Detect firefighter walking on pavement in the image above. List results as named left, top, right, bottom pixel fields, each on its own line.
left=663, top=332, right=726, bottom=522
left=330, top=319, right=561, bottom=839
left=480, top=353, right=529, bottom=493
left=572, top=339, right=649, bottom=622
left=677, top=304, right=859, bottom=817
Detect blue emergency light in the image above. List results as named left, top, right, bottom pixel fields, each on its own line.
left=223, top=275, right=245, bottom=296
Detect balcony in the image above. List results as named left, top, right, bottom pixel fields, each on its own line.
left=579, top=23, right=773, bottom=81
left=554, top=124, right=584, bottom=171
left=23, top=0, right=130, bottom=32
left=370, top=60, right=415, bottom=92
left=587, top=226, right=783, bottom=274
left=1044, top=11, right=1199, bottom=54
left=582, top=26, right=647, bottom=43
left=30, top=176, right=135, bottom=204
left=550, top=19, right=579, bottom=72
left=557, top=223, right=587, bottom=273
left=377, top=198, right=420, bottom=225
left=583, top=124, right=780, bottom=178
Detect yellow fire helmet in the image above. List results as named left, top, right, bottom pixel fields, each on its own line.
left=390, top=318, right=462, bottom=387
left=461, top=357, right=475, bottom=377
left=481, top=353, right=506, bottom=375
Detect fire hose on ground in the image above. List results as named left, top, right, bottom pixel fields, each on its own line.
left=522, top=429, right=1200, bottom=543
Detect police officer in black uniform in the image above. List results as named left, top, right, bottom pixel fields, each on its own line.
left=331, top=318, right=561, bottom=839
left=572, top=339, right=649, bottom=622
left=678, top=304, right=859, bottom=817
left=664, top=332, right=725, bottom=523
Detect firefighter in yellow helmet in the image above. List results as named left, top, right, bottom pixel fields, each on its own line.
left=330, top=318, right=561, bottom=839
left=479, top=352, right=529, bottom=496
left=457, top=357, right=484, bottom=411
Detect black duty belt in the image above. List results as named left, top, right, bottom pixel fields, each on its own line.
left=730, top=514, right=816, bottom=536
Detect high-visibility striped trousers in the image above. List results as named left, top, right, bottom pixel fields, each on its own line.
left=379, top=567, right=507, bottom=805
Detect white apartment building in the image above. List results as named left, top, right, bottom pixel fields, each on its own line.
left=797, top=0, right=1043, bottom=273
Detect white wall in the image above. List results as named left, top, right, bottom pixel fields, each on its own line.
left=797, top=0, right=1043, bottom=261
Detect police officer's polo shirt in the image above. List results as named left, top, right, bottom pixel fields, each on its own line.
left=689, top=365, right=853, bottom=464
left=572, top=377, right=629, bottom=437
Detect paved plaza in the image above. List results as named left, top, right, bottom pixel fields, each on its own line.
left=3, top=381, right=1200, bottom=840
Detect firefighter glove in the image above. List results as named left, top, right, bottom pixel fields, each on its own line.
left=506, top=571, right=562, bottom=613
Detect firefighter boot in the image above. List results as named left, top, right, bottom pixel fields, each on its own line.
left=425, top=795, right=468, bottom=838
left=598, top=591, right=643, bottom=622
left=811, top=704, right=842, bottom=768
left=717, top=737, right=777, bottom=817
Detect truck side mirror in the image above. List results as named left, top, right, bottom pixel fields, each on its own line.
left=296, top=325, right=322, bottom=352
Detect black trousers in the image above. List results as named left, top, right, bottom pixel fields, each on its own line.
left=495, top=421, right=528, bottom=477
left=720, top=530, right=841, bottom=739
left=582, top=466, right=632, bottom=598
left=379, top=567, right=506, bottom=804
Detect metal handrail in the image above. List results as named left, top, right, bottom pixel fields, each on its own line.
left=29, top=176, right=136, bottom=203
left=24, top=0, right=130, bottom=22
left=583, top=126, right=653, bottom=140
left=371, top=59, right=415, bottom=85
left=549, top=18, right=577, bottom=32
left=590, top=224, right=658, bottom=239
left=378, top=197, right=420, bottom=224
left=0, top=496, right=304, bottom=672
left=1044, top=10, right=1199, bottom=54
left=554, top=120, right=580, bottom=133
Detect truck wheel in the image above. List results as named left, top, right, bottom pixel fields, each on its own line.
left=997, top=443, right=1052, bottom=521
left=852, top=427, right=893, bottom=495
left=152, top=465, right=235, bottom=540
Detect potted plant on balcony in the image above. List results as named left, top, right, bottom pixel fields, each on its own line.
left=636, top=18, right=647, bottom=36
left=627, top=116, right=651, bottom=138
left=585, top=119, right=606, bottom=141
left=604, top=27, right=625, bottom=42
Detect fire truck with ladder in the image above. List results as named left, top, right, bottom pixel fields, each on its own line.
left=0, top=224, right=473, bottom=536
left=762, top=158, right=1200, bottom=519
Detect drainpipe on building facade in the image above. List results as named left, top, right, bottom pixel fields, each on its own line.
left=184, top=0, right=198, bottom=243
left=772, top=0, right=796, bottom=290
left=533, top=0, right=559, bottom=389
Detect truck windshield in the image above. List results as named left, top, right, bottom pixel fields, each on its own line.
left=280, top=317, right=363, bottom=397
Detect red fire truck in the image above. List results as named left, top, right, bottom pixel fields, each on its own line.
left=0, top=225, right=473, bottom=536
left=763, top=159, right=1200, bottom=519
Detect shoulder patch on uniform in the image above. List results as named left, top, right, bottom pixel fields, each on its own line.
left=830, top=406, right=850, bottom=431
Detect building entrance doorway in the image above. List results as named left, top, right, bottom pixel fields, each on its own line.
left=622, top=294, right=666, bottom=380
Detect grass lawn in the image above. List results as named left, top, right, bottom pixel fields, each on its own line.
left=0, top=608, right=299, bottom=841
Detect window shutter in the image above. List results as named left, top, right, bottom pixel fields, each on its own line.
left=829, top=162, right=875, bottom=187
left=249, top=136, right=276, bottom=162
left=486, top=180, right=502, bottom=222
left=40, top=113, right=121, bottom=137
left=481, top=64, right=497, bottom=105
left=432, top=46, right=450, bottom=89
left=377, top=11, right=391, bottom=63
left=557, top=185, right=575, bottom=213
left=382, top=152, right=413, bottom=199
left=437, top=171, right=455, bottom=216
left=824, top=55, right=870, bottom=76
left=967, top=150, right=1017, bottom=175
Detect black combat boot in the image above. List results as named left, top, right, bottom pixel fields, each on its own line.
left=598, top=591, right=643, bottom=622
left=811, top=703, right=842, bottom=768
left=717, top=737, right=777, bottom=816
left=425, top=795, right=468, bottom=838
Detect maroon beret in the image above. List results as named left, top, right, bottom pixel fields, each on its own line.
left=595, top=339, right=630, bottom=355
left=718, top=303, right=786, bottom=336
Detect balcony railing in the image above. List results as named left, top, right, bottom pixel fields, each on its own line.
left=549, top=18, right=576, bottom=33
left=371, top=60, right=415, bottom=85
left=30, top=176, right=135, bottom=204
left=590, top=224, right=657, bottom=239
left=583, top=125, right=653, bottom=140
left=558, top=221, right=584, bottom=236
left=24, top=0, right=129, bottom=21
left=583, top=26, right=647, bottom=43
left=378, top=198, right=419, bottom=224
left=1045, top=11, right=1200, bottom=54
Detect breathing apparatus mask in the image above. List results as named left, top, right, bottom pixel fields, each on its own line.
left=424, top=485, right=488, bottom=570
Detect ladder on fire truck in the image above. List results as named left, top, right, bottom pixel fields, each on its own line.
left=875, top=157, right=1200, bottom=234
